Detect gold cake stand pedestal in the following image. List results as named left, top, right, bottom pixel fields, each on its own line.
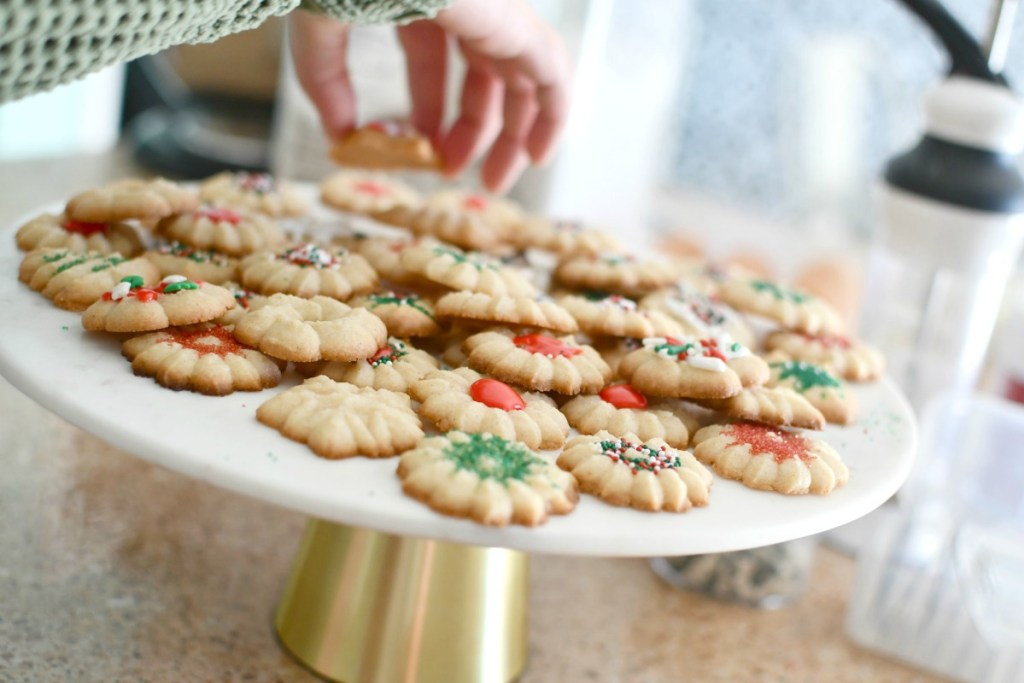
left=276, top=519, right=529, bottom=683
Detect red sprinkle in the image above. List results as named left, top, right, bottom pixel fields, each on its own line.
left=726, top=422, right=813, bottom=464
left=599, top=384, right=648, bottom=410
left=469, top=378, right=525, bottom=411
left=196, top=207, right=242, bottom=224
left=463, top=195, right=488, bottom=211
left=354, top=180, right=389, bottom=197
left=370, top=346, right=395, bottom=363
left=513, top=333, right=582, bottom=358
left=169, top=325, right=248, bottom=357
left=700, top=339, right=728, bottom=362
left=62, top=219, right=108, bottom=237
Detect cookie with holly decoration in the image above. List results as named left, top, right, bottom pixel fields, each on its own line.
left=320, top=170, right=422, bottom=216
left=559, top=384, right=699, bottom=449
left=463, top=328, right=612, bottom=395
left=122, top=323, right=284, bottom=395
left=145, top=241, right=239, bottom=284
left=82, top=275, right=236, bottom=333
left=511, top=216, right=622, bottom=255
left=640, top=285, right=754, bottom=349
left=435, top=290, right=578, bottom=334
left=410, top=368, right=570, bottom=450
left=399, top=243, right=537, bottom=297
left=766, top=357, right=858, bottom=425
left=16, top=212, right=143, bottom=257
left=384, top=189, right=523, bottom=252
left=718, top=277, right=845, bottom=336
left=232, top=293, right=386, bottom=363
left=396, top=431, right=578, bottom=527
left=19, top=248, right=160, bottom=312
left=257, top=376, right=423, bottom=459
left=198, top=172, right=307, bottom=218
left=553, top=251, right=678, bottom=297
left=556, top=431, right=712, bottom=512
left=763, top=331, right=884, bottom=383
left=294, top=337, right=439, bottom=393
left=557, top=291, right=682, bottom=339
left=349, top=290, right=442, bottom=338
left=238, top=242, right=378, bottom=300
left=329, top=120, right=443, bottom=171
left=617, top=334, right=768, bottom=400
left=695, top=386, right=826, bottom=431
left=154, top=205, right=284, bottom=257
left=692, top=422, right=848, bottom=496
left=66, top=177, right=198, bottom=223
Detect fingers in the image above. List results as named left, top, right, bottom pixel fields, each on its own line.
left=289, top=12, right=356, bottom=141
left=481, top=73, right=536, bottom=193
left=397, top=21, right=449, bottom=139
left=438, top=57, right=504, bottom=179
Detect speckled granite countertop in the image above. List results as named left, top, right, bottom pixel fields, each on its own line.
left=0, top=152, right=946, bottom=683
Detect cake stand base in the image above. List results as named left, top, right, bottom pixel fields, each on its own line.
left=275, top=519, right=529, bottom=683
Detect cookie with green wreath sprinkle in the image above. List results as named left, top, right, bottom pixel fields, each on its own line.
left=19, top=248, right=160, bottom=312
left=198, top=171, right=307, bottom=218
left=410, top=367, right=570, bottom=450
left=257, top=376, right=423, bottom=459
left=559, top=384, right=699, bottom=449
left=557, top=291, right=682, bottom=339
left=145, top=240, right=239, bottom=284
left=718, top=277, right=845, bottom=336
left=16, top=212, right=144, bottom=257
left=435, top=290, right=578, bottom=334
left=691, top=422, right=848, bottom=496
left=557, top=431, right=712, bottom=512
left=617, top=334, right=768, bottom=400
left=154, top=204, right=285, bottom=257
left=82, top=275, right=236, bottom=333
left=294, top=337, right=439, bottom=393
left=349, top=290, right=442, bottom=338
left=553, top=251, right=678, bottom=297
left=399, top=243, right=537, bottom=297
left=238, top=242, right=378, bottom=300
left=765, top=356, right=858, bottom=425
left=396, top=430, right=578, bottom=527
left=122, top=322, right=285, bottom=396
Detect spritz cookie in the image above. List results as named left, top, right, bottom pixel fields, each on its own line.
left=82, top=275, right=236, bottom=333
left=696, top=386, right=826, bottom=431
left=617, top=335, right=768, bottom=400
left=763, top=331, right=885, bottom=382
left=397, top=431, right=578, bottom=527
left=387, top=189, right=523, bottom=252
left=553, top=252, right=678, bottom=297
left=718, top=277, right=845, bottom=336
left=513, top=217, right=622, bottom=255
left=411, top=368, right=570, bottom=450
left=558, top=292, right=682, bottom=339
left=344, top=235, right=435, bottom=287
left=66, top=177, right=198, bottom=223
left=436, top=291, right=578, bottom=333
left=560, top=384, right=699, bottom=449
left=122, top=323, right=284, bottom=395
left=19, top=248, right=160, bottom=311
left=320, top=170, right=422, bottom=216
left=16, top=212, right=143, bottom=257
left=233, top=293, right=386, bottom=363
left=692, top=422, right=848, bottom=495
left=295, top=337, right=439, bottom=393
left=214, top=282, right=266, bottom=326
left=349, top=290, right=442, bottom=338
left=145, top=241, right=239, bottom=284
left=257, top=376, right=423, bottom=459
left=329, top=120, right=443, bottom=171
left=767, top=357, right=858, bottom=425
left=463, top=328, right=612, bottom=395
left=238, top=243, right=378, bottom=300
left=198, top=172, right=307, bottom=218
left=557, top=432, right=712, bottom=512
left=640, top=286, right=754, bottom=349
left=154, top=205, right=284, bottom=256
left=400, top=244, right=537, bottom=297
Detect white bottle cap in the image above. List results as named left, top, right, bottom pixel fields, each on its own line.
left=925, top=76, right=1024, bottom=153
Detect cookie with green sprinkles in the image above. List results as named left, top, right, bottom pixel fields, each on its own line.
left=718, top=277, right=845, bottom=336
left=294, top=337, right=439, bottom=393
left=19, top=248, right=160, bottom=312
left=145, top=240, right=239, bottom=285
left=82, top=275, right=236, bottom=333
left=349, top=290, right=442, bottom=338
left=397, top=431, right=578, bottom=527
left=766, top=356, right=858, bottom=425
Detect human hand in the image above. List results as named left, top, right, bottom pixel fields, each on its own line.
left=290, top=0, right=572, bottom=194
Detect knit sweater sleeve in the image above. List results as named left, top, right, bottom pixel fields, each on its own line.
left=0, top=0, right=452, bottom=104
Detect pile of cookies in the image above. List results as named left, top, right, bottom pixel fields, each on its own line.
left=13, top=169, right=886, bottom=528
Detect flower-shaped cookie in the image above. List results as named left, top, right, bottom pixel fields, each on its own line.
left=198, top=172, right=307, bottom=217
left=464, top=329, right=612, bottom=395
left=329, top=120, right=443, bottom=171
left=692, top=422, right=848, bottom=495
left=557, top=432, right=712, bottom=512
left=558, top=292, right=682, bottom=339
left=436, top=291, right=578, bottom=333
left=82, top=275, right=236, bottom=333
left=320, top=170, right=422, bottom=216
left=617, top=335, right=768, bottom=400
left=400, top=244, right=536, bottom=297
left=19, top=248, right=160, bottom=311
left=512, top=217, right=622, bottom=255
left=66, top=177, right=198, bottom=222
left=145, top=241, right=239, bottom=284
left=385, top=189, right=523, bottom=252
left=295, top=337, right=439, bottom=393
left=763, top=331, right=884, bottom=382
left=349, top=290, right=442, bottom=338
left=233, top=293, right=386, bottom=362
left=16, top=212, right=143, bottom=256
left=560, top=384, right=699, bottom=448
left=695, top=386, right=826, bottom=431
left=121, top=323, right=284, bottom=395
left=411, top=368, right=570, bottom=450
left=641, top=286, right=754, bottom=348
left=553, top=252, right=677, bottom=297
left=214, top=282, right=267, bottom=326
left=397, top=431, right=579, bottom=527
left=239, top=243, right=378, bottom=300
left=718, top=277, right=845, bottom=336
left=257, top=376, right=423, bottom=459
left=766, top=357, right=858, bottom=425
left=154, top=205, right=284, bottom=256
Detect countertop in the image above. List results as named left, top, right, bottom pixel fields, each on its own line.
left=0, top=151, right=946, bottom=683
